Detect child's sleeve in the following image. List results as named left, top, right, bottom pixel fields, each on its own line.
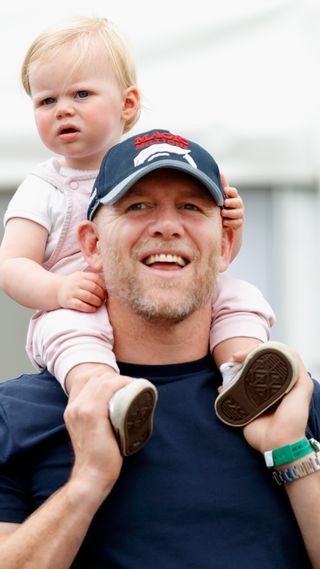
left=26, top=305, right=119, bottom=393
left=210, top=275, right=276, bottom=352
left=4, top=174, right=57, bottom=232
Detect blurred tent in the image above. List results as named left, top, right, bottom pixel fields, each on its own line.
left=0, top=0, right=318, bottom=187
left=0, top=0, right=319, bottom=378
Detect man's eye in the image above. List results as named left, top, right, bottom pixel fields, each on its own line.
left=42, top=97, right=55, bottom=106
left=127, top=203, right=148, bottom=211
left=182, top=203, right=200, bottom=211
left=77, top=91, right=89, bottom=99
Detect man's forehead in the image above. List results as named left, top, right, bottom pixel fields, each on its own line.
left=121, top=168, right=217, bottom=202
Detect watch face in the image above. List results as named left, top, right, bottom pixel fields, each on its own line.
left=310, top=438, right=320, bottom=452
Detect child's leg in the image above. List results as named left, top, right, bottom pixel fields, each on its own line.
left=66, top=362, right=120, bottom=401
left=26, top=304, right=118, bottom=390
left=211, top=275, right=274, bottom=388
left=212, top=337, right=263, bottom=395
left=211, top=276, right=298, bottom=427
left=213, top=337, right=263, bottom=370
left=26, top=305, right=157, bottom=455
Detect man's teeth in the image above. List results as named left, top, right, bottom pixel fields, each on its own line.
left=144, top=254, right=187, bottom=267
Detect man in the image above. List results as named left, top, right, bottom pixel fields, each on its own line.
left=0, top=129, right=319, bottom=569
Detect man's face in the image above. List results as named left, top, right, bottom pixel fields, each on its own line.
left=95, top=169, right=230, bottom=323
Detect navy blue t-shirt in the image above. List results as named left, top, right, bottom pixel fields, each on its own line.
left=0, top=356, right=318, bottom=568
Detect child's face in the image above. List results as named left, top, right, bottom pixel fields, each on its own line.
left=29, top=51, right=130, bottom=170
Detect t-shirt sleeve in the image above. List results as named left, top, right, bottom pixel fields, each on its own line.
left=3, top=173, right=56, bottom=232
left=0, top=468, right=30, bottom=523
left=0, top=404, right=31, bottom=523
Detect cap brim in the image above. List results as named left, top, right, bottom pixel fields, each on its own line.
left=98, top=159, right=224, bottom=207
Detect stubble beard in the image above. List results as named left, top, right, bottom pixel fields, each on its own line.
left=102, top=241, right=221, bottom=325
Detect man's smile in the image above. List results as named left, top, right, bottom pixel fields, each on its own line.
left=143, top=253, right=188, bottom=268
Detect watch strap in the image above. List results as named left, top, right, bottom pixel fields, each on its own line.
left=272, top=450, right=320, bottom=486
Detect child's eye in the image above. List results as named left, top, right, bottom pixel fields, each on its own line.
left=41, top=97, right=55, bottom=106
left=77, top=91, right=89, bottom=99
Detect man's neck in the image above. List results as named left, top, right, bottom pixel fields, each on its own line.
left=108, top=301, right=212, bottom=365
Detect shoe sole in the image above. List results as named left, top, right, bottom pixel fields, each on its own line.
left=214, top=342, right=299, bottom=427
left=110, top=381, right=158, bottom=456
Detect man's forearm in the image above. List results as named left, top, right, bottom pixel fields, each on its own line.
left=285, top=471, right=320, bottom=569
left=0, top=476, right=108, bottom=569
left=0, top=374, right=128, bottom=568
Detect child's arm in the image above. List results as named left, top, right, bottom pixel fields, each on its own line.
left=0, top=220, right=119, bottom=402
left=0, top=218, right=105, bottom=312
left=220, top=173, right=244, bottom=261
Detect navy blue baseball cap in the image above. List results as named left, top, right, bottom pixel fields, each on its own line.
left=87, top=129, right=225, bottom=220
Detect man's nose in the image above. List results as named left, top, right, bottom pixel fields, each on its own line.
left=147, top=208, right=185, bottom=240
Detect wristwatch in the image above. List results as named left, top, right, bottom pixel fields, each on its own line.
left=263, top=438, right=320, bottom=486
left=272, top=449, right=320, bottom=486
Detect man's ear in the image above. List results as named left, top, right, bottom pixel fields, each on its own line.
left=121, top=86, right=140, bottom=123
left=77, top=220, right=103, bottom=272
left=219, top=227, right=235, bottom=273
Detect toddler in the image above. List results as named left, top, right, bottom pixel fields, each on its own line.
left=0, top=19, right=296, bottom=458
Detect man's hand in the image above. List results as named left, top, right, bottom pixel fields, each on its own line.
left=64, top=373, right=133, bottom=498
left=57, top=271, right=106, bottom=312
left=242, top=356, right=320, bottom=568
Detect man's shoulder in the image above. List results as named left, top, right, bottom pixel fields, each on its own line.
left=0, top=369, right=66, bottom=401
left=0, top=370, right=67, bottom=463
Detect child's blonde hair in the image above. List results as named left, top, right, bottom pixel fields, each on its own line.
left=21, top=16, right=140, bottom=133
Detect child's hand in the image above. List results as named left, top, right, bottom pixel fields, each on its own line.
left=57, top=272, right=106, bottom=312
left=220, top=173, right=244, bottom=230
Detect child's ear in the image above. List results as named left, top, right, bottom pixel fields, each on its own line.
left=121, top=86, right=140, bottom=122
left=77, top=221, right=103, bottom=272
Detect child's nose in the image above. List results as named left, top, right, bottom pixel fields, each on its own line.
left=56, top=100, right=75, bottom=119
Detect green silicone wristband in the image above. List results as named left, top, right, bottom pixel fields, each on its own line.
left=264, top=437, right=313, bottom=468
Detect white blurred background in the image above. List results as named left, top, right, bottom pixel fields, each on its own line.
left=0, top=0, right=319, bottom=379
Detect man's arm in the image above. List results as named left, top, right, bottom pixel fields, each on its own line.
left=0, top=477, right=110, bottom=569
left=243, top=357, right=320, bottom=569
left=0, top=375, right=131, bottom=569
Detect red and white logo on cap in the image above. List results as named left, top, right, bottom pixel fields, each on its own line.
left=134, top=143, right=197, bottom=169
